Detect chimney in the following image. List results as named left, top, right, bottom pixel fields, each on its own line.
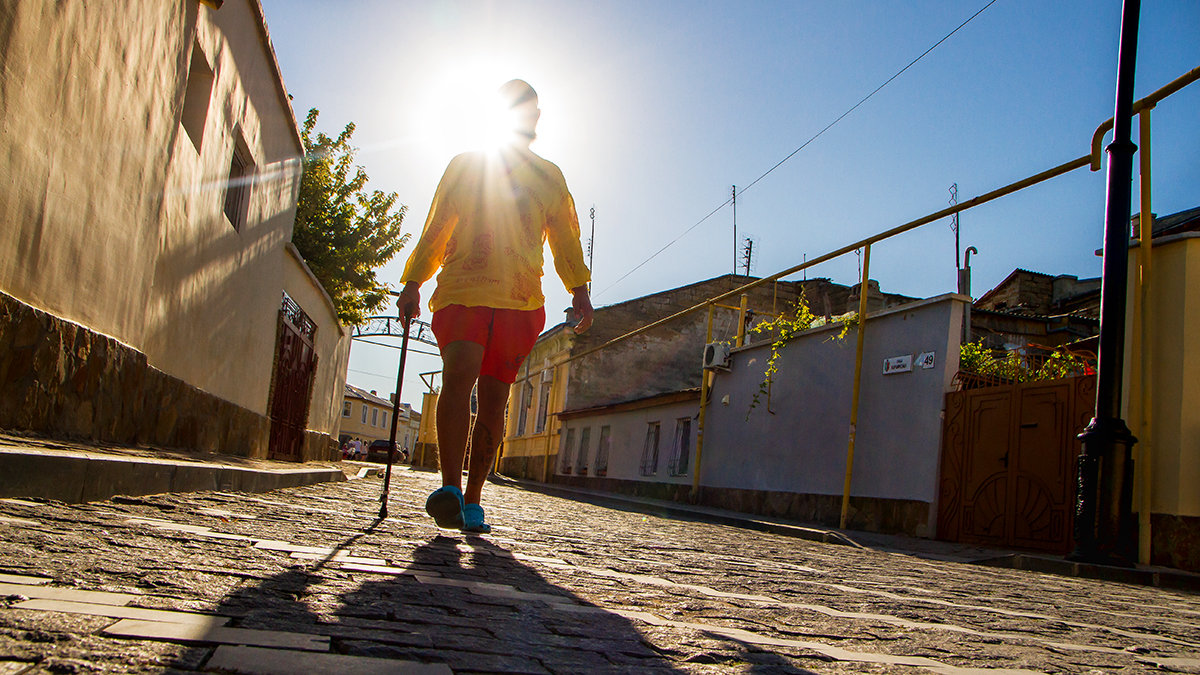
left=1130, top=212, right=1157, bottom=240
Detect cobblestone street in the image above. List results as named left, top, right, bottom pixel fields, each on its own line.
left=2, top=466, right=1199, bottom=674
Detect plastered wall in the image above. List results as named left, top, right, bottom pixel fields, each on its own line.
left=558, top=398, right=699, bottom=485
left=0, top=1, right=193, bottom=346
left=0, top=1, right=346, bottom=441
left=701, top=295, right=966, bottom=520
left=1125, top=234, right=1200, bottom=518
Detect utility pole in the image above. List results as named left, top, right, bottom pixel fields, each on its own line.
left=731, top=186, right=737, bottom=276
left=1070, top=0, right=1140, bottom=567
left=742, top=237, right=753, bottom=276
left=950, top=183, right=967, bottom=296
left=950, top=183, right=960, bottom=271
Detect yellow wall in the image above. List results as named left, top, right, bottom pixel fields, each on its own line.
left=0, top=1, right=346, bottom=438
left=144, top=1, right=311, bottom=417
left=419, top=391, right=439, bottom=446
left=503, top=329, right=573, bottom=472
left=339, top=395, right=418, bottom=449
left=1125, top=234, right=1200, bottom=518
left=0, top=1, right=193, bottom=346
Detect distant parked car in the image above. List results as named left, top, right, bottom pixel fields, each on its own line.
left=366, top=440, right=407, bottom=464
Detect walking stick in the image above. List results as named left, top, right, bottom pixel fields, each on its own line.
left=379, top=309, right=413, bottom=519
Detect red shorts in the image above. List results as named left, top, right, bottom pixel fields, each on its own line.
left=431, top=305, right=546, bottom=384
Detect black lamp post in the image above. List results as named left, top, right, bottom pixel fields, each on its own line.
left=1070, top=0, right=1141, bottom=566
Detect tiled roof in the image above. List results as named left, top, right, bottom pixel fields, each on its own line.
left=343, top=384, right=392, bottom=407
left=1153, top=206, right=1200, bottom=237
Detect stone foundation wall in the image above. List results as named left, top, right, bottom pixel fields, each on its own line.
left=498, top=454, right=551, bottom=483
left=551, top=474, right=931, bottom=536
left=0, top=291, right=335, bottom=460
left=412, top=442, right=440, bottom=470
left=1152, top=513, right=1200, bottom=573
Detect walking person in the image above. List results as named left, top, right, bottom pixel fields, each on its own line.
left=397, top=79, right=593, bottom=534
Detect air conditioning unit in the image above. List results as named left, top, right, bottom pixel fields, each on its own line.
left=702, top=342, right=731, bottom=370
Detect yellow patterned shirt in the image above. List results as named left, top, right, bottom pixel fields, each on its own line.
left=400, top=147, right=591, bottom=312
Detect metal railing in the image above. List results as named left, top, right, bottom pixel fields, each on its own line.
left=555, top=65, right=1199, bottom=532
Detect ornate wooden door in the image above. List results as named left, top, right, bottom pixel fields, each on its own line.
left=938, top=376, right=1095, bottom=553
left=267, top=296, right=318, bottom=461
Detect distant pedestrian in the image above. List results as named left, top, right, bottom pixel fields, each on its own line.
left=397, top=79, right=593, bottom=534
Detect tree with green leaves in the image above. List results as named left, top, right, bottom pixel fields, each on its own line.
left=292, top=108, right=408, bottom=326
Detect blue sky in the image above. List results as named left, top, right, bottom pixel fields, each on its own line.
left=259, top=0, right=1200, bottom=402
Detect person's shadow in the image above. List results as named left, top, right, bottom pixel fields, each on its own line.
left=335, top=534, right=685, bottom=672
left=164, top=520, right=810, bottom=672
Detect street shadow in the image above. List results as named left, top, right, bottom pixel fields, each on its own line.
left=160, top=519, right=381, bottom=671
left=334, top=534, right=687, bottom=672
left=165, top=516, right=813, bottom=672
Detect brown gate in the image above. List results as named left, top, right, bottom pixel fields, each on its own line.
left=267, top=294, right=318, bottom=461
left=937, top=375, right=1095, bottom=553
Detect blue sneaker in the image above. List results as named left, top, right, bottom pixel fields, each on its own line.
left=425, top=486, right=464, bottom=529
left=461, top=503, right=491, bottom=534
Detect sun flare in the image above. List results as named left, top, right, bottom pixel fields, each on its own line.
left=415, top=63, right=534, bottom=159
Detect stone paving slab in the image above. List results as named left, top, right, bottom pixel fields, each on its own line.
left=3, top=469, right=1200, bottom=673
left=0, top=575, right=48, bottom=586
left=102, top=618, right=330, bottom=651
left=12, top=599, right=230, bottom=626
left=0, top=583, right=134, bottom=606
left=206, top=644, right=451, bottom=674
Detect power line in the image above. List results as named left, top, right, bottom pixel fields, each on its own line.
left=740, top=0, right=997, bottom=196
left=594, top=197, right=732, bottom=296
left=594, top=0, right=997, bottom=299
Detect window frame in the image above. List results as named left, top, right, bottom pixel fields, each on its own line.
left=669, top=417, right=692, bottom=476
left=575, top=427, right=591, bottom=476
left=534, top=375, right=552, bottom=434
left=517, top=380, right=533, bottom=436
left=223, top=131, right=254, bottom=231
left=559, top=427, right=576, bottom=474
left=640, top=421, right=661, bottom=476
left=594, top=425, right=611, bottom=477
left=180, top=41, right=213, bottom=152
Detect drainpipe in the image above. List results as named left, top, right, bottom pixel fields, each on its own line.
left=736, top=294, right=748, bottom=347
left=541, top=360, right=561, bottom=484
left=692, top=303, right=716, bottom=497
left=1136, top=108, right=1154, bottom=565
left=1070, top=0, right=1140, bottom=566
left=840, top=244, right=872, bottom=530
left=961, top=246, right=978, bottom=343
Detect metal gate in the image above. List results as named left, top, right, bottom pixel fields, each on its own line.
left=267, top=294, right=318, bottom=461
left=937, top=375, right=1095, bottom=553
